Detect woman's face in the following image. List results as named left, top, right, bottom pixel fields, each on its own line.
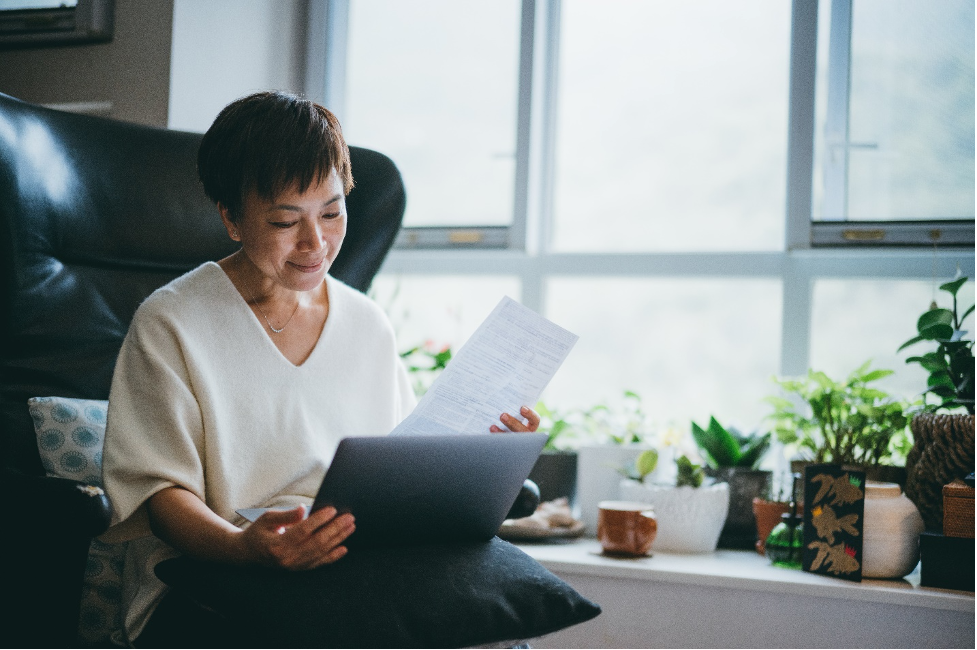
left=221, top=168, right=347, bottom=293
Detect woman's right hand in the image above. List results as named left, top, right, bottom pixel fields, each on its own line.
left=147, top=487, right=355, bottom=570
left=240, top=505, right=356, bottom=570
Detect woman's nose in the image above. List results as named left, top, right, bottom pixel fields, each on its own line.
left=297, top=219, right=326, bottom=252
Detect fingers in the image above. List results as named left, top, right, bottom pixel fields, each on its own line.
left=304, top=504, right=339, bottom=528
left=305, top=511, right=356, bottom=549
left=247, top=506, right=355, bottom=570
left=494, top=406, right=541, bottom=433
left=279, top=512, right=355, bottom=570
left=283, top=506, right=354, bottom=544
left=254, top=505, right=307, bottom=532
left=309, top=544, right=349, bottom=569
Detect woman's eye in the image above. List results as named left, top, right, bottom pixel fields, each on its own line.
left=321, top=212, right=342, bottom=220
left=271, top=222, right=295, bottom=229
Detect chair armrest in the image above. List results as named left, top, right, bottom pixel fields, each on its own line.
left=0, top=469, right=113, bottom=647
left=1, top=468, right=111, bottom=536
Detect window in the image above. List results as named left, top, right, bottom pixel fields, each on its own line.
left=811, top=0, right=975, bottom=246
left=308, top=0, right=975, bottom=427
left=370, top=275, right=521, bottom=349
left=553, top=0, right=790, bottom=253
left=344, top=0, right=521, bottom=234
left=810, top=278, right=976, bottom=399
left=545, top=277, right=783, bottom=426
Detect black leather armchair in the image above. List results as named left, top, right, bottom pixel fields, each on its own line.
left=0, top=92, right=406, bottom=647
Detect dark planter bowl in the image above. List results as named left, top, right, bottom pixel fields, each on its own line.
left=706, top=468, right=771, bottom=550
left=790, top=460, right=907, bottom=488
left=864, top=464, right=907, bottom=487
left=528, top=451, right=578, bottom=506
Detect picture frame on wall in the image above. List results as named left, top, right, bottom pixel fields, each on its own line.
left=0, top=0, right=114, bottom=49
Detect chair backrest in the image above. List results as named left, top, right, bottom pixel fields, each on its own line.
left=0, top=92, right=405, bottom=475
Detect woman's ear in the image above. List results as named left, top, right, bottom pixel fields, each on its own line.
left=217, top=203, right=241, bottom=242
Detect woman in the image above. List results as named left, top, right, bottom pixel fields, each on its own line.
left=101, top=91, right=539, bottom=646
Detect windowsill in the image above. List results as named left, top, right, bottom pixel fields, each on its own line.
left=515, top=538, right=974, bottom=648
left=515, top=538, right=974, bottom=612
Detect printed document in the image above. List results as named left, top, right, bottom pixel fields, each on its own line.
left=390, top=296, right=578, bottom=436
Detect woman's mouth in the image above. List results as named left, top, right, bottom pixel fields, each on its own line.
left=289, top=259, right=325, bottom=273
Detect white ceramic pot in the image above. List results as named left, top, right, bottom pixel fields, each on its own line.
left=576, top=445, right=651, bottom=535
left=862, top=481, right=925, bottom=579
left=620, top=479, right=730, bottom=553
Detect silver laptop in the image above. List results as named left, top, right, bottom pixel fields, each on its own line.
left=237, top=433, right=546, bottom=548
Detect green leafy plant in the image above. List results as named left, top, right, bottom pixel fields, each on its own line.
left=533, top=391, right=655, bottom=453
left=690, top=416, right=770, bottom=470
left=535, top=401, right=574, bottom=452
left=898, top=276, right=975, bottom=415
left=576, top=390, right=654, bottom=446
left=765, top=361, right=911, bottom=466
left=618, top=450, right=705, bottom=488
left=675, top=455, right=705, bottom=488
left=616, top=449, right=660, bottom=482
left=400, top=342, right=452, bottom=396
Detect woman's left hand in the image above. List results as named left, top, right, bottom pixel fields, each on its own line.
left=490, top=406, right=540, bottom=433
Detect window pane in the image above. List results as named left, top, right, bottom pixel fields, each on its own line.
left=345, top=0, right=521, bottom=227
left=849, top=0, right=975, bottom=220
left=814, top=0, right=975, bottom=221
left=552, top=0, right=790, bottom=252
left=810, top=279, right=976, bottom=401
left=544, top=278, right=783, bottom=430
left=370, top=274, right=521, bottom=355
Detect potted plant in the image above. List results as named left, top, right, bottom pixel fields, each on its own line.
left=575, top=391, right=656, bottom=535
left=765, top=361, right=913, bottom=482
left=400, top=341, right=452, bottom=396
left=527, top=401, right=579, bottom=506
left=752, top=476, right=796, bottom=555
left=690, top=416, right=771, bottom=549
left=898, top=275, right=975, bottom=530
left=619, top=450, right=730, bottom=554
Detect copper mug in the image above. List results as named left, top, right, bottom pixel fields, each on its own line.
left=597, top=501, right=657, bottom=556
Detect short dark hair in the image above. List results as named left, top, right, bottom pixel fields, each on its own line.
left=197, top=91, right=353, bottom=221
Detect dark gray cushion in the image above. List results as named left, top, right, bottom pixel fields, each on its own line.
left=154, top=537, right=600, bottom=648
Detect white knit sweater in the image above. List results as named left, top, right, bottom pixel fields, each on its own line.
left=102, top=262, right=415, bottom=642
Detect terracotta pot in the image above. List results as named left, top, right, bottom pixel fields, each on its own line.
left=752, top=498, right=790, bottom=555
left=905, top=413, right=976, bottom=530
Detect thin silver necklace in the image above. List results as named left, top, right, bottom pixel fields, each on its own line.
left=244, top=283, right=299, bottom=334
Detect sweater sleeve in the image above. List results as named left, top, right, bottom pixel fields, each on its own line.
left=101, top=296, right=207, bottom=543
left=396, top=355, right=418, bottom=422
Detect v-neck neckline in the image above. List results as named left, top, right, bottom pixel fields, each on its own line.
left=209, top=262, right=334, bottom=369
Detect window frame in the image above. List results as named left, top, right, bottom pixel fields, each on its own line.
left=307, top=0, right=533, bottom=249
left=811, top=0, right=975, bottom=247
left=305, top=0, right=975, bottom=382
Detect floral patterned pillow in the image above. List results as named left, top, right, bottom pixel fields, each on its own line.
left=29, top=396, right=125, bottom=647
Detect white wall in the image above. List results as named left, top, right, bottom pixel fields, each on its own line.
left=168, top=0, right=307, bottom=132
left=0, top=0, right=175, bottom=127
